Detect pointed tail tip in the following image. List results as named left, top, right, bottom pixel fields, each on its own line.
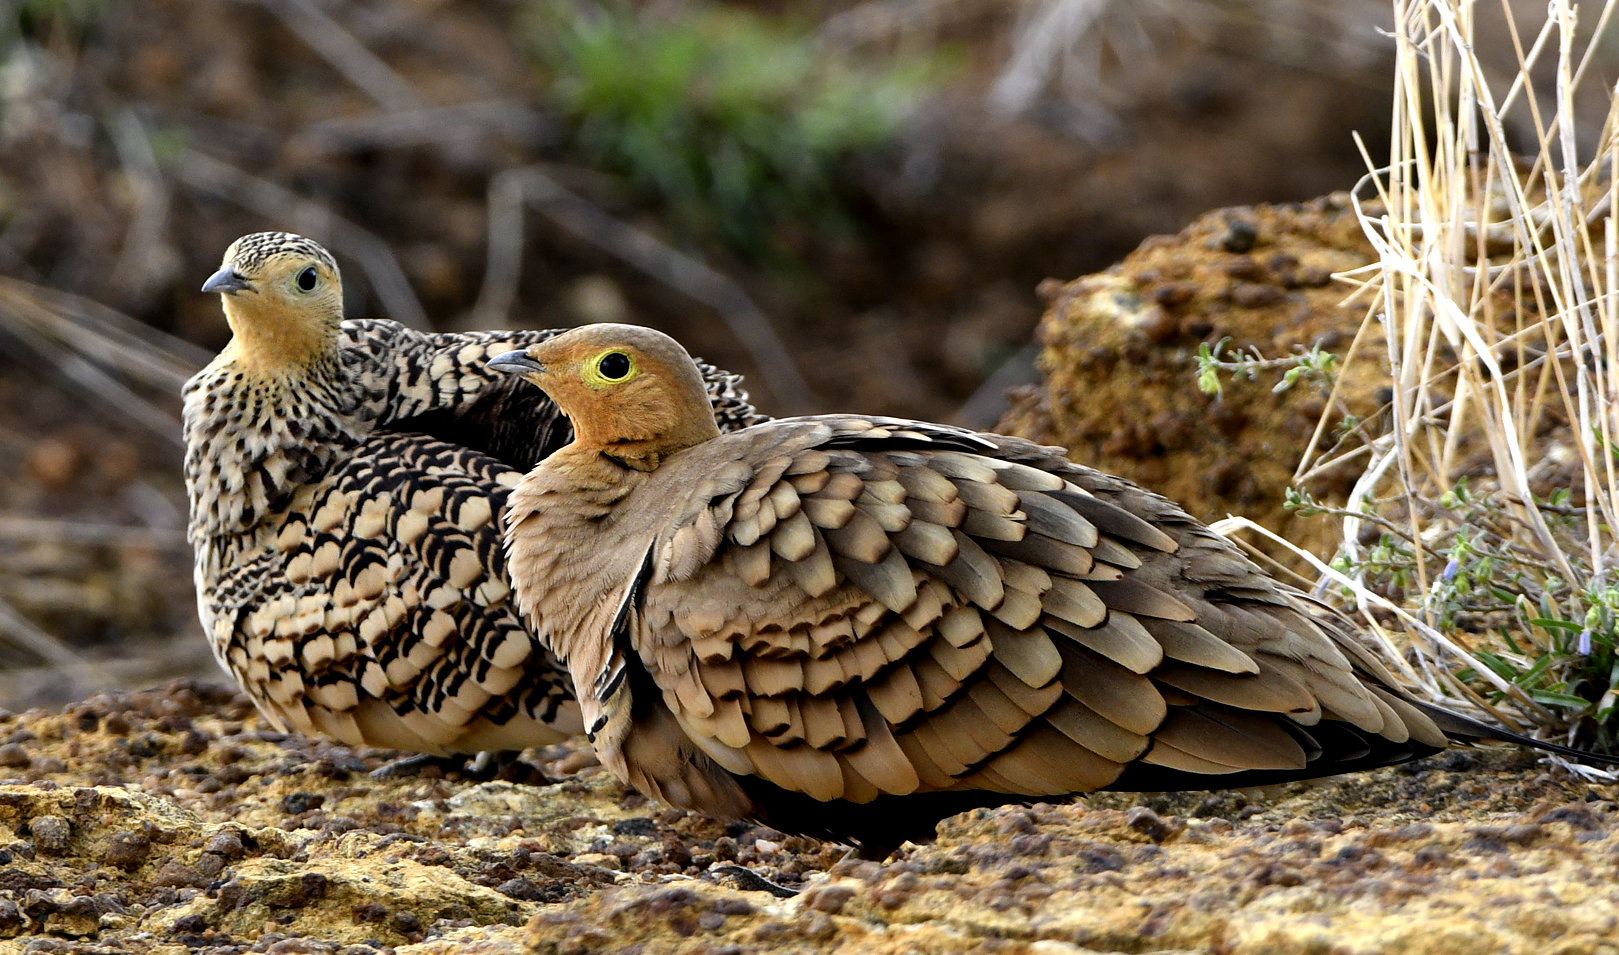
left=1414, top=700, right=1619, bottom=768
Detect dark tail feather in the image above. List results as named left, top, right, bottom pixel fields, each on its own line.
left=1414, top=700, right=1619, bottom=767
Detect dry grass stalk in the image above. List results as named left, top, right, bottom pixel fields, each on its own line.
left=1268, top=0, right=1619, bottom=748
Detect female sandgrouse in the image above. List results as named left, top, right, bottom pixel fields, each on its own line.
left=184, top=234, right=761, bottom=757
left=494, top=323, right=1610, bottom=859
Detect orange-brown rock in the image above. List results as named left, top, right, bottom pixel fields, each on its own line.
left=1000, top=194, right=1385, bottom=559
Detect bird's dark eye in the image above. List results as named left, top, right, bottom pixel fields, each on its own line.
left=598, top=352, right=632, bottom=380
left=296, top=266, right=319, bottom=292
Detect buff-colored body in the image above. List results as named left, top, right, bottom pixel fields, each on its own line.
left=498, top=324, right=1486, bottom=856
left=184, top=235, right=762, bottom=755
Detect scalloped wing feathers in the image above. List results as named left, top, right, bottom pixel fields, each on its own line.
left=509, top=413, right=1449, bottom=846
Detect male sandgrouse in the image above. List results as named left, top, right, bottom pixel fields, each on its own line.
left=184, top=234, right=762, bottom=758
left=495, top=323, right=1611, bottom=859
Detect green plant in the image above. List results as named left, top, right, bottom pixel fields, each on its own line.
left=524, top=0, right=943, bottom=259
left=1193, top=336, right=1339, bottom=399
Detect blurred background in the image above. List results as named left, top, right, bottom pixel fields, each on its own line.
left=0, top=0, right=1410, bottom=709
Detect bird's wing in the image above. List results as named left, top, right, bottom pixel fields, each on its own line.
left=207, top=431, right=580, bottom=755
left=631, top=416, right=1446, bottom=803
left=341, top=322, right=765, bottom=470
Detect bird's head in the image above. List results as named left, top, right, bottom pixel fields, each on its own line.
left=489, top=323, right=722, bottom=468
left=204, top=232, right=343, bottom=373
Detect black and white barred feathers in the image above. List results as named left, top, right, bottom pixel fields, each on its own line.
left=183, top=232, right=763, bottom=754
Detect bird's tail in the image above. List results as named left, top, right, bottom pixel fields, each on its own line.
left=1413, top=700, right=1619, bottom=768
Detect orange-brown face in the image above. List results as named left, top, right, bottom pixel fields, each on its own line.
left=205, top=232, right=344, bottom=373
left=489, top=323, right=722, bottom=459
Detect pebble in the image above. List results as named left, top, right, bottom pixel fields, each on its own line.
left=27, top=815, right=70, bottom=854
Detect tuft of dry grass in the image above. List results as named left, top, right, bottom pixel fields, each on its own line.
left=1220, top=0, right=1619, bottom=760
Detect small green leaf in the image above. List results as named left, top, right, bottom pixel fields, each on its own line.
left=1527, top=690, right=1593, bottom=709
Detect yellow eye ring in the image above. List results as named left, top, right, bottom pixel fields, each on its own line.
left=583, top=348, right=638, bottom=387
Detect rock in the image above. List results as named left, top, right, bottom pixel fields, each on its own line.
left=103, top=829, right=151, bottom=871
left=152, top=859, right=208, bottom=888
left=999, top=195, right=1385, bottom=557
left=26, top=814, right=70, bottom=854
left=160, top=857, right=530, bottom=946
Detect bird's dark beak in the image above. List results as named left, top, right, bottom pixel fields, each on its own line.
left=489, top=349, right=545, bottom=376
left=201, top=267, right=252, bottom=295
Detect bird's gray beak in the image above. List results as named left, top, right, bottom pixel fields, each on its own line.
left=201, top=267, right=252, bottom=295
left=489, top=349, right=545, bottom=376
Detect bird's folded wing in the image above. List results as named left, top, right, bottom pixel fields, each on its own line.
left=637, top=417, right=1445, bottom=803
left=209, top=431, right=580, bottom=755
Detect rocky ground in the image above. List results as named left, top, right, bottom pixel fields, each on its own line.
left=0, top=679, right=1612, bottom=953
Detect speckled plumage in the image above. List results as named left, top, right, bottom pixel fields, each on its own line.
left=184, top=234, right=762, bottom=755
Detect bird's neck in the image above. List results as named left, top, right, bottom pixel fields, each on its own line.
left=221, top=298, right=340, bottom=375
left=566, top=395, right=724, bottom=472
left=182, top=338, right=355, bottom=552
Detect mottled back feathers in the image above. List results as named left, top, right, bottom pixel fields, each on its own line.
left=500, top=324, right=1489, bottom=857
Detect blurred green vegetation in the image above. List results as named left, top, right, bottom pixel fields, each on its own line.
left=524, top=0, right=948, bottom=260
left=1, top=0, right=107, bottom=55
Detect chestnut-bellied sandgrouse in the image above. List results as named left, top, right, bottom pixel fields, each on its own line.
left=494, top=322, right=1613, bottom=859
left=183, top=234, right=762, bottom=757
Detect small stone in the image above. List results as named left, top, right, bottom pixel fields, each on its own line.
left=1219, top=217, right=1258, bottom=253
left=1150, top=282, right=1197, bottom=307
left=497, top=877, right=555, bottom=902
left=612, top=817, right=657, bottom=837
left=0, top=744, right=29, bottom=768
left=1132, top=304, right=1177, bottom=343
left=804, top=883, right=856, bottom=914
left=173, top=913, right=207, bottom=934
left=153, top=860, right=208, bottom=888
left=1223, top=255, right=1265, bottom=280
left=28, top=815, right=70, bottom=854
left=281, top=792, right=325, bottom=815
left=1126, top=806, right=1182, bottom=843
left=103, top=830, right=150, bottom=871
left=128, top=734, right=165, bottom=758
left=803, top=912, right=836, bottom=940
left=1297, top=264, right=1332, bottom=286
left=0, top=898, right=21, bottom=936
left=573, top=852, right=621, bottom=871
left=1231, top=281, right=1284, bottom=308
left=195, top=853, right=226, bottom=878
left=713, top=897, right=755, bottom=916
left=31, top=757, right=66, bottom=774
left=204, top=830, right=245, bottom=858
